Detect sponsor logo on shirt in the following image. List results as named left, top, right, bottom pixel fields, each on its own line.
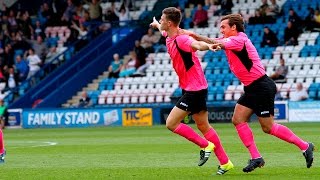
left=261, top=111, right=269, bottom=115
left=180, top=102, right=188, bottom=107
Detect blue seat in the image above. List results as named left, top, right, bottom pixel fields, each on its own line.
left=223, top=80, right=231, bottom=87
left=300, top=51, right=309, bottom=57
left=222, top=68, right=230, bottom=74
left=207, top=80, right=215, bottom=87
left=213, top=68, right=221, bottom=74
left=215, top=93, right=224, bottom=101
left=208, top=86, right=217, bottom=93
left=308, top=90, right=317, bottom=99
left=310, top=50, right=318, bottom=57
left=205, top=69, right=212, bottom=75
left=215, top=81, right=223, bottom=86
left=208, top=93, right=215, bottom=101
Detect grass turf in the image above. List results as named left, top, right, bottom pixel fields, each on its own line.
left=1, top=122, right=319, bottom=179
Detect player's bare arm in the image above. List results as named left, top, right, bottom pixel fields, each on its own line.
left=180, top=29, right=218, bottom=44
left=191, top=41, right=211, bottom=51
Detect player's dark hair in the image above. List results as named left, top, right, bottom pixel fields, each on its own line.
left=162, top=7, right=181, bottom=26
left=221, top=14, right=245, bottom=32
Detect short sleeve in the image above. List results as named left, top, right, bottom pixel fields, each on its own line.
left=176, top=35, right=194, bottom=52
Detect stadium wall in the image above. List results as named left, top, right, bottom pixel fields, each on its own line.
left=8, top=101, right=318, bottom=129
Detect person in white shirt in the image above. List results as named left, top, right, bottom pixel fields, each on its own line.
left=114, top=6, right=130, bottom=26
left=25, top=48, right=42, bottom=79
left=290, top=82, right=309, bottom=101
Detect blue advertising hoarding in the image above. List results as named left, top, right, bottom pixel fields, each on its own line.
left=274, top=101, right=288, bottom=121
left=22, top=108, right=122, bottom=128
left=7, top=109, right=22, bottom=126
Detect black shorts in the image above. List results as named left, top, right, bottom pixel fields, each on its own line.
left=238, top=75, right=277, bottom=117
left=176, top=89, right=208, bottom=115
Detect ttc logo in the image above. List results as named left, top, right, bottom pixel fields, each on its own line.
left=124, top=110, right=140, bottom=120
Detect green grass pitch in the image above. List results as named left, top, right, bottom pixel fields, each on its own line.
left=1, top=122, right=319, bottom=179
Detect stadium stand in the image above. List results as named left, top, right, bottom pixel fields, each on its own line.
left=75, top=0, right=320, bottom=108
left=3, top=0, right=320, bottom=109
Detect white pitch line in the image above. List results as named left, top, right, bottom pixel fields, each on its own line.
left=31, top=141, right=58, bottom=147
left=9, top=141, right=58, bottom=148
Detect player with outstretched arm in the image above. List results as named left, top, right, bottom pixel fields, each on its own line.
left=150, top=7, right=233, bottom=175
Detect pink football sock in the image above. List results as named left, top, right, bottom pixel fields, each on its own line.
left=235, top=123, right=261, bottom=159
left=204, top=128, right=229, bottom=165
left=270, top=123, right=309, bottom=151
left=0, top=129, right=4, bottom=154
left=173, top=123, right=208, bottom=148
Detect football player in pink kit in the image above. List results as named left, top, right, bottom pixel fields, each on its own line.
left=184, top=14, right=314, bottom=173
left=150, top=7, right=234, bottom=175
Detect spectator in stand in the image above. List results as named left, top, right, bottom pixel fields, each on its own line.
left=304, top=7, right=315, bottom=31
left=44, top=45, right=60, bottom=69
left=114, top=3, right=130, bottom=27
left=248, top=9, right=265, bottom=24
left=140, top=28, right=159, bottom=53
left=84, top=0, right=102, bottom=21
left=288, top=8, right=301, bottom=27
left=263, top=0, right=279, bottom=23
left=258, top=0, right=269, bottom=17
left=33, top=20, right=45, bottom=39
left=71, top=21, right=88, bottom=39
left=314, top=9, right=320, bottom=28
left=78, top=91, right=92, bottom=107
left=25, top=48, right=42, bottom=79
left=290, top=82, right=309, bottom=101
left=270, top=57, right=288, bottom=81
left=133, top=40, right=146, bottom=67
left=214, top=0, right=233, bottom=16
left=61, top=0, right=76, bottom=25
left=47, top=0, right=67, bottom=26
left=104, top=3, right=119, bottom=26
left=261, top=26, right=278, bottom=47
left=71, top=20, right=88, bottom=51
left=5, top=67, right=19, bottom=91
left=119, top=52, right=137, bottom=77
left=266, top=0, right=280, bottom=18
left=7, top=9, right=18, bottom=33
left=40, top=2, right=54, bottom=26
left=190, top=4, right=208, bottom=28
left=284, top=21, right=300, bottom=46
left=1, top=44, right=14, bottom=70
left=17, top=11, right=34, bottom=39
left=14, top=55, right=29, bottom=82
left=73, top=4, right=86, bottom=25
left=132, top=40, right=148, bottom=77
left=108, top=53, right=122, bottom=78
left=12, top=32, right=31, bottom=52
left=26, top=35, right=48, bottom=61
